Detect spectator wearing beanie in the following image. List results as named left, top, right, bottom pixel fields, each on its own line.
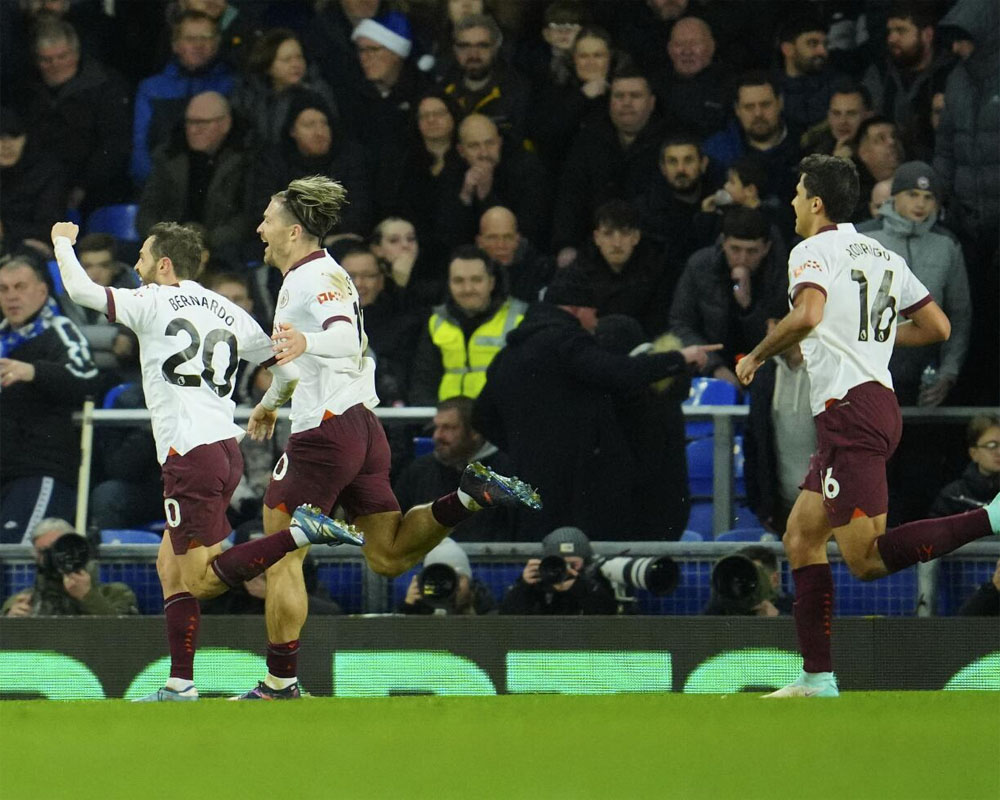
left=858, top=161, right=971, bottom=406
left=346, top=12, right=433, bottom=219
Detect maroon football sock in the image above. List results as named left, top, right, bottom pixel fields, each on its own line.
left=792, top=564, right=834, bottom=674
left=267, top=640, right=300, bottom=679
left=876, top=509, right=990, bottom=574
left=164, top=592, right=199, bottom=681
left=211, top=530, right=297, bottom=587
left=430, top=492, right=473, bottom=528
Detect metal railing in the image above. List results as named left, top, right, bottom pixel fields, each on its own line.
left=73, top=403, right=995, bottom=537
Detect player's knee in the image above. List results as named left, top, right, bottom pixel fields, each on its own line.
left=841, top=551, right=882, bottom=581
left=364, top=550, right=407, bottom=578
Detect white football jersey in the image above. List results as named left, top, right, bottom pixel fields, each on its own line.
left=107, top=280, right=278, bottom=463
left=787, top=223, right=931, bottom=415
left=274, top=250, right=377, bottom=434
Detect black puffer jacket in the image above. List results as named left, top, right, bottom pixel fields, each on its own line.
left=472, top=303, right=688, bottom=540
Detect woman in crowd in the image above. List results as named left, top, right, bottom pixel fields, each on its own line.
left=233, top=28, right=338, bottom=151
left=529, top=25, right=616, bottom=172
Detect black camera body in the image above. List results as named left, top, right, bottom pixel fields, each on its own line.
left=39, top=533, right=90, bottom=578
left=537, top=555, right=571, bottom=586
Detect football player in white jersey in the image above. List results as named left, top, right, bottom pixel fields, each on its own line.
left=234, top=176, right=540, bottom=700
left=736, top=155, right=1000, bottom=698
left=50, top=221, right=363, bottom=703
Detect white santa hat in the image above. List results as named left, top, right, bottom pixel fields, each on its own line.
left=351, top=13, right=413, bottom=59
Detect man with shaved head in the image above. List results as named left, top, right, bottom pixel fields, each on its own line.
left=438, top=114, right=552, bottom=249
left=653, top=16, right=734, bottom=137
left=138, top=91, right=248, bottom=266
left=476, top=206, right=553, bottom=303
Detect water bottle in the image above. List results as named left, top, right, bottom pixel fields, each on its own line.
left=920, top=364, right=938, bottom=389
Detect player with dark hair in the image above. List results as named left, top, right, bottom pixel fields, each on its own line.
left=237, top=175, right=540, bottom=699
left=736, top=154, right=999, bottom=697
left=50, top=219, right=361, bottom=703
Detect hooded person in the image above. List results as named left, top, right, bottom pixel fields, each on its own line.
left=858, top=160, right=971, bottom=406
left=473, top=268, right=720, bottom=540
left=399, top=536, right=496, bottom=615
left=247, top=88, right=373, bottom=238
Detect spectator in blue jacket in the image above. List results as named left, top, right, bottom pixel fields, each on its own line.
left=131, top=9, right=234, bottom=186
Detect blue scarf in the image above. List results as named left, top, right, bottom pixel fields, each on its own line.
left=0, top=297, right=61, bottom=358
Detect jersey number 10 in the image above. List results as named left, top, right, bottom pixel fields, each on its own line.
left=850, top=269, right=897, bottom=343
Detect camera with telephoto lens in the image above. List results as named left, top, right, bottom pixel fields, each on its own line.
left=39, top=533, right=91, bottom=578
left=710, top=554, right=775, bottom=614
left=417, top=562, right=459, bottom=609
left=597, top=556, right=679, bottom=596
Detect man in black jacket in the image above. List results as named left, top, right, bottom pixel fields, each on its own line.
left=15, top=17, right=131, bottom=213
left=500, top=527, right=616, bottom=615
left=472, top=269, right=718, bottom=540
left=668, top=208, right=789, bottom=387
left=394, top=397, right=515, bottom=542
left=552, top=62, right=666, bottom=261
left=0, top=257, right=101, bottom=542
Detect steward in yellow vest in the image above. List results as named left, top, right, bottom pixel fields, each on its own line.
left=408, top=247, right=526, bottom=405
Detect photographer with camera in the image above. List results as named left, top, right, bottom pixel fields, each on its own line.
left=399, top=538, right=495, bottom=615
left=1, top=518, right=138, bottom=617
left=500, top=527, right=616, bottom=615
left=703, top=544, right=792, bottom=617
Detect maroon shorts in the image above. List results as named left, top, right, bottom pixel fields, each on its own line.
left=161, top=438, right=243, bottom=555
left=801, top=381, right=902, bottom=527
left=264, top=403, right=400, bottom=519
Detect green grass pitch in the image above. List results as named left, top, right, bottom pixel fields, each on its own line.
left=2, top=692, right=998, bottom=799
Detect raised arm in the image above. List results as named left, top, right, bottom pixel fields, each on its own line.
left=736, top=286, right=825, bottom=386
left=50, top=222, right=109, bottom=313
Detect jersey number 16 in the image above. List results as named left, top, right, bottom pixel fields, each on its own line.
left=850, top=268, right=897, bottom=343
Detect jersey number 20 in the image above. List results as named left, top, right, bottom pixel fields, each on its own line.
left=161, top=318, right=239, bottom=396
left=850, top=269, right=897, bottom=343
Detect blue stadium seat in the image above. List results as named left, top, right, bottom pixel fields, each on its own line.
left=686, top=435, right=746, bottom=497
left=413, top=436, right=434, bottom=457
left=679, top=529, right=704, bottom=542
left=102, top=381, right=140, bottom=409
left=100, top=529, right=162, bottom=545
left=85, top=203, right=140, bottom=242
left=686, top=501, right=714, bottom=535
left=684, top=377, right=741, bottom=439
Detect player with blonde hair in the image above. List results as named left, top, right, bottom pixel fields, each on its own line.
left=236, top=176, right=539, bottom=699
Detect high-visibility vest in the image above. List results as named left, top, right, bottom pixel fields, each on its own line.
left=429, top=298, right=526, bottom=400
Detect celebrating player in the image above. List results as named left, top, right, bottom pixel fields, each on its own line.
left=234, top=175, right=540, bottom=700
left=736, top=155, right=999, bottom=697
left=51, top=221, right=363, bottom=703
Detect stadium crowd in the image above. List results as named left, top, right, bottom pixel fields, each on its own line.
left=1, top=0, right=997, bottom=614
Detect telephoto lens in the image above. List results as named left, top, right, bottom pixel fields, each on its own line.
left=418, top=563, right=458, bottom=608
left=599, top=556, right=680, bottom=596
left=537, top=555, right=569, bottom=586
left=43, top=533, right=91, bottom=576
left=710, top=554, right=773, bottom=613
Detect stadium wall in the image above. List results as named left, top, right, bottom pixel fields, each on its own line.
left=1, top=617, right=996, bottom=699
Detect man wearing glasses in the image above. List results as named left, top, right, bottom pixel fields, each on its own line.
left=131, top=9, right=234, bottom=185
left=443, top=14, right=530, bottom=145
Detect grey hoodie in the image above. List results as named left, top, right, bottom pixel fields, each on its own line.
left=858, top=201, right=971, bottom=394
